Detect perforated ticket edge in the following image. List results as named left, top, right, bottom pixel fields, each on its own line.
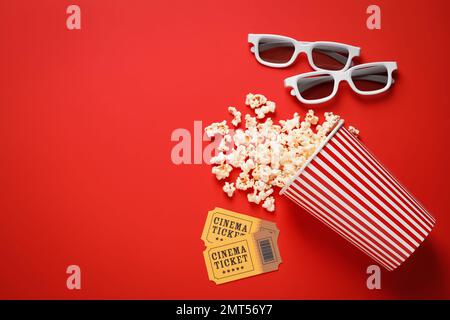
left=201, top=207, right=279, bottom=246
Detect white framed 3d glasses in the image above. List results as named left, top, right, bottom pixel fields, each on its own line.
left=284, top=62, right=398, bottom=104
left=248, top=33, right=360, bottom=71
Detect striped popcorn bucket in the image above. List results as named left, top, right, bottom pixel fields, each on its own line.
left=280, top=120, right=436, bottom=271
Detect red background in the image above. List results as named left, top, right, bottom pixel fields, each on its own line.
left=1, top=0, right=450, bottom=299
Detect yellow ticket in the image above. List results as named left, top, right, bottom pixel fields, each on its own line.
left=201, top=207, right=279, bottom=245
left=204, top=230, right=281, bottom=284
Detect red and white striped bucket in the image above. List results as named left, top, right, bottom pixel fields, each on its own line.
left=280, top=120, right=436, bottom=271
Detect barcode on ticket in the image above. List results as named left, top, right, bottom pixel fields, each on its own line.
left=258, top=238, right=275, bottom=264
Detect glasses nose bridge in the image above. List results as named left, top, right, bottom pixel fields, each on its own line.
left=333, top=72, right=347, bottom=84
left=295, top=42, right=310, bottom=54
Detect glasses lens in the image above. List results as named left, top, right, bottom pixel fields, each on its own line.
left=311, top=44, right=350, bottom=70
left=351, top=65, right=389, bottom=92
left=258, top=37, right=295, bottom=64
left=297, top=74, right=335, bottom=101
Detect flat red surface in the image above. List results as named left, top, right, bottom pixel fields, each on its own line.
left=1, top=0, right=449, bottom=299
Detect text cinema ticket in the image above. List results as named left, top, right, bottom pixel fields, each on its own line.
left=201, top=207, right=279, bottom=245
left=203, top=230, right=281, bottom=284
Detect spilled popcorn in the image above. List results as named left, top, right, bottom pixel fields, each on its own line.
left=205, top=93, right=358, bottom=212
left=348, top=126, right=360, bottom=137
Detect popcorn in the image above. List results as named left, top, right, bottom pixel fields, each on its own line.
left=205, top=94, right=358, bottom=212
left=262, top=196, right=275, bottom=212
left=255, top=101, right=276, bottom=119
left=258, top=187, right=273, bottom=201
left=236, top=172, right=254, bottom=190
left=273, top=174, right=289, bottom=188
left=218, top=134, right=232, bottom=152
left=247, top=184, right=273, bottom=205
left=222, top=182, right=236, bottom=197
left=245, top=114, right=258, bottom=129
left=233, top=129, right=251, bottom=146
left=254, top=145, right=271, bottom=166
left=205, top=120, right=229, bottom=138
left=228, top=106, right=242, bottom=127
left=240, top=158, right=255, bottom=173
left=226, top=145, right=247, bottom=168
left=265, top=101, right=276, bottom=112
left=252, top=164, right=272, bottom=183
left=245, top=93, right=267, bottom=109
left=316, top=112, right=340, bottom=138
left=210, top=152, right=226, bottom=165
left=348, top=126, right=360, bottom=137
left=253, top=180, right=270, bottom=192
left=305, top=109, right=319, bottom=125
left=212, top=163, right=232, bottom=180
left=280, top=113, right=300, bottom=132
left=245, top=93, right=275, bottom=119
left=247, top=189, right=261, bottom=204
